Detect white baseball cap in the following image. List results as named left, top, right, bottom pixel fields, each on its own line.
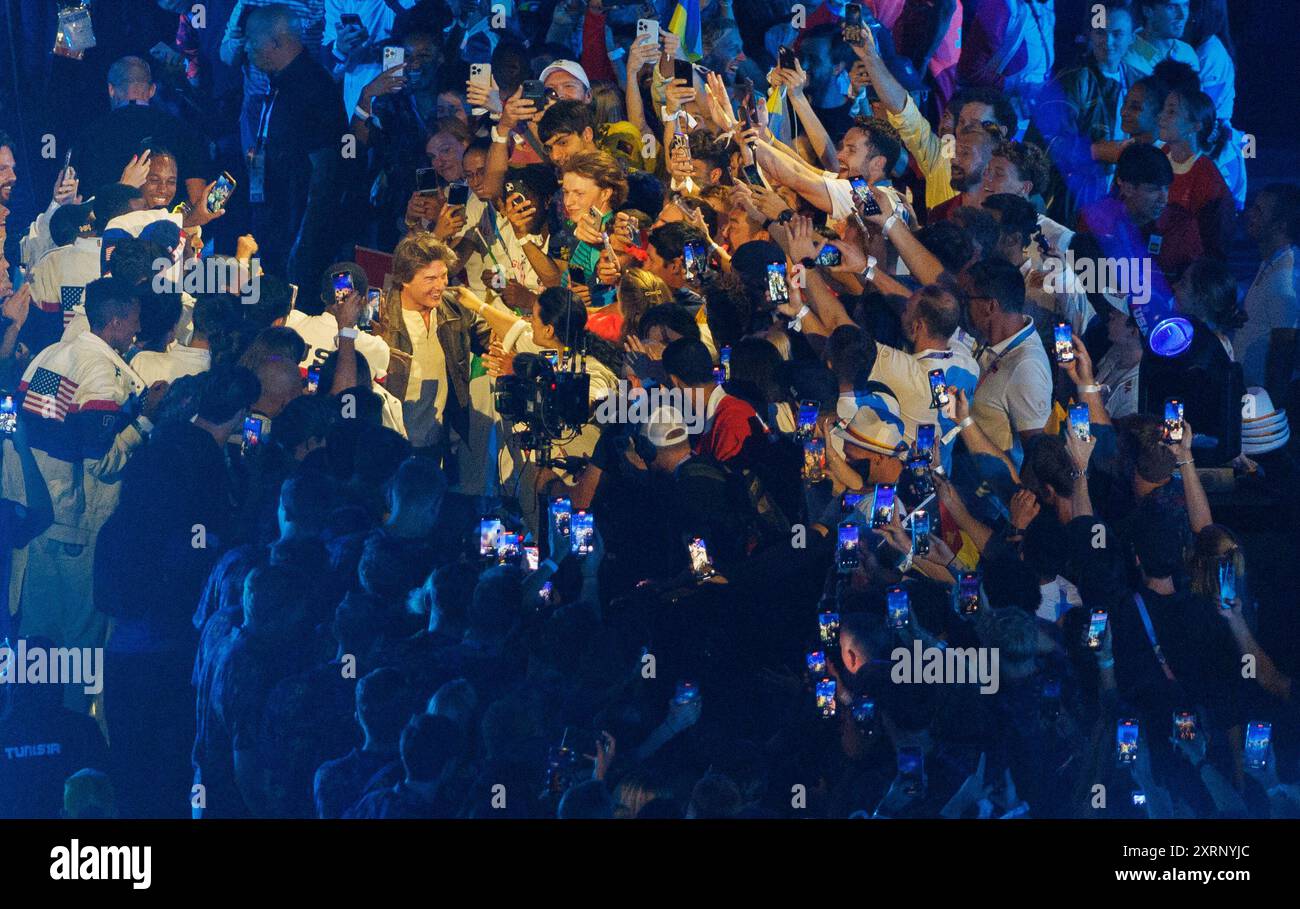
left=539, top=59, right=590, bottom=91
left=645, top=406, right=689, bottom=448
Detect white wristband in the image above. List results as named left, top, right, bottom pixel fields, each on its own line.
left=882, top=211, right=901, bottom=234
left=957, top=416, right=974, bottom=432
left=490, top=126, right=508, bottom=144
left=338, top=327, right=359, bottom=340
left=353, top=104, right=372, bottom=121
left=788, top=304, right=811, bottom=332
left=1080, top=384, right=1101, bottom=394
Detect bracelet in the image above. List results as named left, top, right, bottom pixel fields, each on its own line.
left=956, top=416, right=973, bottom=432
left=338, top=326, right=359, bottom=340
left=1080, top=384, right=1101, bottom=394
left=859, top=264, right=875, bottom=283
left=1176, top=458, right=1193, bottom=467
left=881, top=211, right=901, bottom=234
left=353, top=103, right=372, bottom=121
left=788, top=304, right=811, bottom=332
left=490, top=126, right=508, bottom=144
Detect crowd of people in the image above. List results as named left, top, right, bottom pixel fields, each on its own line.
left=0, top=0, right=1298, bottom=820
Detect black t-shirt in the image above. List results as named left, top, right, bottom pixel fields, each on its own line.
left=0, top=701, right=109, bottom=818
left=75, top=103, right=209, bottom=197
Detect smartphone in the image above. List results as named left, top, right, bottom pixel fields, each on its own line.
left=815, top=244, right=842, bottom=267
left=415, top=166, right=439, bottom=196
left=928, top=369, right=950, bottom=410
left=360, top=288, right=380, bottom=331
left=469, top=62, right=492, bottom=95
left=669, top=132, right=690, bottom=161
left=479, top=517, right=504, bottom=557
left=382, top=46, right=404, bottom=71
left=549, top=497, right=572, bottom=548
left=818, top=610, right=840, bottom=647
left=915, top=423, right=936, bottom=457
left=777, top=45, right=797, bottom=71
left=1067, top=403, right=1091, bottom=443
left=910, top=509, right=931, bottom=555
left=540, top=349, right=561, bottom=369
left=673, top=58, right=693, bottom=84
left=340, top=13, right=362, bottom=27
left=682, top=241, right=707, bottom=283
left=1086, top=609, right=1107, bottom=650
left=712, top=366, right=725, bottom=386
left=523, top=544, right=539, bottom=572
left=954, top=570, right=981, bottom=616
left=0, top=395, right=15, bottom=435
left=803, top=438, right=826, bottom=482
left=1163, top=398, right=1184, bottom=444
left=1245, top=721, right=1272, bottom=770
left=521, top=79, right=547, bottom=105
left=447, top=183, right=470, bottom=207
left=567, top=265, right=588, bottom=291
left=1172, top=711, right=1198, bottom=743
left=815, top=678, right=837, bottom=718
left=331, top=270, right=355, bottom=304
left=571, top=510, right=595, bottom=555
left=719, top=345, right=732, bottom=381
left=740, top=163, right=764, bottom=186
left=241, top=415, right=264, bottom=453
left=306, top=367, right=321, bottom=394
left=905, top=457, right=934, bottom=499
left=851, top=695, right=876, bottom=728
left=636, top=18, right=659, bottom=46
left=1217, top=557, right=1237, bottom=610
left=765, top=262, right=789, bottom=305
left=1116, top=718, right=1139, bottom=766
left=806, top=650, right=827, bottom=675
left=1131, top=791, right=1147, bottom=807
left=836, top=522, right=860, bottom=574
left=841, top=491, right=866, bottom=515
left=206, top=171, right=237, bottom=213
left=673, top=680, right=699, bottom=705
left=1054, top=322, right=1075, bottom=363
left=842, top=3, right=866, bottom=47
left=898, top=747, right=925, bottom=797
left=688, top=537, right=717, bottom=580
left=537, top=580, right=555, bottom=608
left=61, top=148, right=73, bottom=183
left=886, top=586, right=910, bottom=628
left=796, top=400, right=818, bottom=441
left=848, top=176, right=882, bottom=217
left=870, top=484, right=895, bottom=529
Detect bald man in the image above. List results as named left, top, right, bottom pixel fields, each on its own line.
left=74, top=56, right=209, bottom=205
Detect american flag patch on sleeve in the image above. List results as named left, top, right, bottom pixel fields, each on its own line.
left=60, top=285, right=84, bottom=326
left=20, top=366, right=79, bottom=421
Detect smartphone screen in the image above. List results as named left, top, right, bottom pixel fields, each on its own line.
left=673, top=680, right=699, bottom=705
left=916, top=423, right=936, bottom=454
left=765, top=262, right=789, bottom=304
left=836, top=523, right=860, bottom=574
left=1163, top=398, right=1184, bottom=443
left=1172, top=711, right=1198, bottom=743
left=741, top=163, right=763, bottom=185
left=332, top=271, right=355, bottom=303
left=719, top=345, right=732, bottom=381
left=688, top=537, right=716, bottom=580
left=797, top=401, right=818, bottom=439
left=849, top=176, right=881, bottom=217
left=806, top=650, right=827, bottom=675
left=1245, top=721, right=1272, bottom=769
left=870, top=484, right=895, bottom=528
left=815, top=244, right=842, bottom=267
left=549, top=497, right=572, bottom=546
left=815, top=678, right=837, bottom=718
left=241, top=416, right=263, bottom=452
left=683, top=242, right=707, bottom=283
left=1054, top=322, right=1075, bottom=363
left=887, top=586, right=910, bottom=628
left=1069, top=403, right=1091, bottom=442
left=207, top=171, right=236, bottom=213
left=851, top=695, right=876, bottom=727
left=803, top=439, right=826, bottom=482
left=911, top=509, right=931, bottom=554
left=1116, top=719, right=1139, bottom=765
left=0, top=395, right=15, bottom=435
left=479, top=517, right=504, bottom=557
left=360, top=288, right=380, bottom=330
left=928, top=369, right=950, bottom=409
left=571, top=511, right=595, bottom=555
left=818, top=610, right=840, bottom=646
left=841, top=491, right=866, bottom=515
left=306, top=367, right=321, bottom=394
left=1218, top=558, right=1237, bottom=609
left=524, top=545, right=539, bottom=572
left=447, top=183, right=470, bottom=207
left=954, top=571, right=981, bottom=616
left=1086, top=609, right=1108, bottom=649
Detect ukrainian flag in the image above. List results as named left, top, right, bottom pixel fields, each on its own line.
left=663, top=0, right=703, bottom=62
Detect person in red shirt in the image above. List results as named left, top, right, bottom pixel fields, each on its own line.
left=662, top=337, right=762, bottom=466
left=1158, top=85, right=1235, bottom=260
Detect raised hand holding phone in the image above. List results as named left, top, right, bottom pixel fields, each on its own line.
left=119, top=151, right=152, bottom=188
left=53, top=166, right=80, bottom=206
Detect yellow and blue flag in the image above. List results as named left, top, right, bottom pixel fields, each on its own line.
left=662, top=0, right=703, bottom=62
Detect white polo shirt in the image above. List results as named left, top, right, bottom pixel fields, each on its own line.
left=286, top=309, right=391, bottom=380
left=971, top=317, right=1052, bottom=457
left=868, top=342, right=935, bottom=438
